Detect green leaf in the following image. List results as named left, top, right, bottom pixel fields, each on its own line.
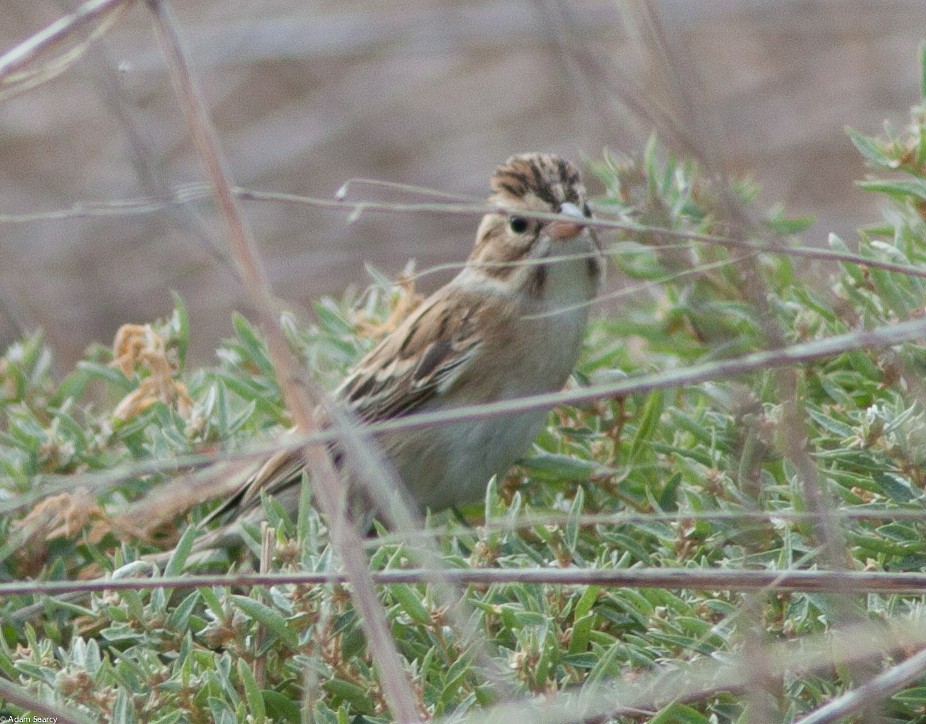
left=230, top=595, right=299, bottom=651
left=658, top=471, right=682, bottom=512
left=873, top=471, right=916, bottom=503
left=388, top=584, right=431, bottom=626
left=170, top=291, right=190, bottom=370
left=48, top=367, right=91, bottom=407
left=629, top=390, right=664, bottom=463
left=560, top=652, right=598, bottom=669
left=199, top=586, right=224, bottom=617
left=568, top=613, right=595, bottom=655
left=166, top=591, right=201, bottom=632
left=519, top=453, right=606, bottom=481
left=650, top=702, right=711, bottom=723
left=869, top=266, right=914, bottom=318
left=75, top=360, right=134, bottom=390
left=237, top=657, right=266, bottom=722
left=805, top=407, right=854, bottom=438
left=112, top=689, right=138, bottom=724
left=262, top=690, right=301, bottom=723
left=164, top=523, right=199, bottom=577
left=828, top=233, right=866, bottom=286
left=565, top=486, right=584, bottom=553
left=894, top=686, right=926, bottom=705
left=857, top=178, right=926, bottom=201
left=231, top=313, right=276, bottom=378
left=322, top=679, right=375, bottom=714
left=575, top=585, right=600, bottom=620
left=764, top=213, right=815, bottom=235
left=846, top=126, right=897, bottom=169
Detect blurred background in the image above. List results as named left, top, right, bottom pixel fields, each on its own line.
left=2, top=0, right=925, bottom=368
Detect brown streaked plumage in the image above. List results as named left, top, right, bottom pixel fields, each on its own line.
left=199, top=153, right=604, bottom=544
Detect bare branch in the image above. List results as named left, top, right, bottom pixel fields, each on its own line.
left=0, top=0, right=133, bottom=99
left=798, top=646, right=926, bottom=723
left=10, top=566, right=926, bottom=598
left=144, top=1, right=420, bottom=719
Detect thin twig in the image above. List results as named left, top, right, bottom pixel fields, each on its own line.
left=3, top=187, right=923, bottom=283
left=0, top=0, right=133, bottom=102
left=10, top=567, right=926, bottom=598
left=0, top=0, right=132, bottom=79
left=464, top=618, right=925, bottom=724
left=798, top=646, right=926, bottom=724
left=144, top=1, right=420, bottom=719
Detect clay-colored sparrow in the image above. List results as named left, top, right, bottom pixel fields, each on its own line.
left=211, top=153, right=602, bottom=536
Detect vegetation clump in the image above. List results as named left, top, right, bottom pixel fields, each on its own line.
left=6, top=62, right=926, bottom=723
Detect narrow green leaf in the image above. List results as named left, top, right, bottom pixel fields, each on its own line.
left=873, top=471, right=916, bottom=503
left=388, top=584, right=430, bottom=626
left=565, top=486, right=584, bottom=553
left=629, top=390, right=664, bottom=463
left=846, top=126, right=897, bottom=169
left=48, top=367, right=91, bottom=407
left=199, top=586, right=224, bottom=618
left=658, top=471, right=682, bottom=512
left=650, top=702, right=710, bottom=723
left=164, top=523, right=199, bottom=577
left=805, top=407, right=854, bottom=439
left=231, top=313, right=275, bottom=378
left=764, top=214, right=815, bottom=235
left=75, top=360, right=134, bottom=390
left=230, top=595, right=299, bottom=651
left=568, top=613, right=595, bottom=655
left=112, top=689, right=138, bottom=724
left=323, top=679, right=375, bottom=714
left=170, top=291, right=190, bottom=369
left=166, top=591, right=201, bottom=632
left=857, top=178, right=926, bottom=201
left=519, top=453, right=605, bottom=481
left=262, top=690, right=301, bottom=723
left=574, top=585, right=600, bottom=620
left=237, top=658, right=266, bottom=722
left=894, top=685, right=926, bottom=704
left=535, top=634, right=556, bottom=685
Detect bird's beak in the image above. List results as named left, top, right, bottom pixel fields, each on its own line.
left=547, top=202, right=586, bottom=240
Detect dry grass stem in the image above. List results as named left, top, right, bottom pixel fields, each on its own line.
left=11, top=567, right=926, bottom=598
left=465, top=618, right=926, bottom=724
left=144, top=0, right=419, bottom=718
left=797, top=646, right=926, bottom=723
left=6, top=187, right=926, bottom=284
left=0, top=0, right=133, bottom=100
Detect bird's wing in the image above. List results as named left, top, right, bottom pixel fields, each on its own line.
left=199, top=288, right=494, bottom=527
left=336, top=287, right=489, bottom=421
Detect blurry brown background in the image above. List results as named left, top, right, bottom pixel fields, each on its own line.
left=2, top=0, right=925, bottom=368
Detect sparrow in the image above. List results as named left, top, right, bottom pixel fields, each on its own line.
left=204, top=153, right=603, bottom=542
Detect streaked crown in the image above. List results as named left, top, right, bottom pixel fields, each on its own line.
left=490, top=153, right=585, bottom=210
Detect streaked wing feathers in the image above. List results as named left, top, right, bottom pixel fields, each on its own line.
left=197, top=441, right=308, bottom=528
left=201, top=290, right=490, bottom=529
left=337, top=289, right=485, bottom=421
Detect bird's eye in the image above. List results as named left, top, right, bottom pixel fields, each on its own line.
left=582, top=202, right=592, bottom=218
left=509, top=216, right=530, bottom=234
